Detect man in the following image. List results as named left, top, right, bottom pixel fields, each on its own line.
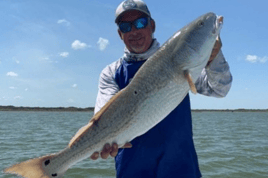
left=91, top=0, right=232, bottom=177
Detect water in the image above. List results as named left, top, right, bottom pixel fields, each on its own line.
left=0, top=111, right=267, bottom=178
left=192, top=112, right=268, bottom=178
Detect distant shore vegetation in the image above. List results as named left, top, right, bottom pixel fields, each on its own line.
left=0, top=105, right=94, bottom=112
left=0, top=106, right=267, bottom=112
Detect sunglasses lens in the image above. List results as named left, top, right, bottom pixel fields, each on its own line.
left=119, top=23, right=132, bottom=33
left=119, top=17, right=148, bottom=33
left=134, top=17, right=148, bottom=29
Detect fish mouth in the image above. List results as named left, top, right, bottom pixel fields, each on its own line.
left=213, top=15, right=223, bottom=34
left=218, top=16, right=224, bottom=23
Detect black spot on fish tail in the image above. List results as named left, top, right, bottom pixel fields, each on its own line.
left=44, top=159, right=50, bottom=166
left=52, top=173, right=58, bottom=177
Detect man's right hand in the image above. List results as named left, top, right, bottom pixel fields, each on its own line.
left=90, top=142, right=132, bottom=160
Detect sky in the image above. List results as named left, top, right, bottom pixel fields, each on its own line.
left=0, top=0, right=267, bottom=109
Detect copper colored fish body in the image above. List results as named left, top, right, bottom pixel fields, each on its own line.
left=4, top=12, right=223, bottom=178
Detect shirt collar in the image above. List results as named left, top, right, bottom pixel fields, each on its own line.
left=123, top=39, right=160, bottom=62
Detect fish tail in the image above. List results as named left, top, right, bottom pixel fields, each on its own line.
left=4, top=154, right=64, bottom=178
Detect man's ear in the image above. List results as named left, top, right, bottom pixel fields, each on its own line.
left=150, top=19, right=156, bottom=33
left=118, top=29, right=123, bottom=40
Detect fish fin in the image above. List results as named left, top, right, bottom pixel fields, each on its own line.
left=68, top=122, right=94, bottom=148
left=68, top=89, right=124, bottom=148
left=184, top=71, right=197, bottom=94
left=4, top=154, right=59, bottom=178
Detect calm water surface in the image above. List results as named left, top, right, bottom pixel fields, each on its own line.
left=1, top=111, right=267, bottom=178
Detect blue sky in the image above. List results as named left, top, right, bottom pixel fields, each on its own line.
left=0, top=0, right=267, bottom=109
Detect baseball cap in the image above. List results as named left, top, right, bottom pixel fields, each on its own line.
left=115, top=0, right=151, bottom=23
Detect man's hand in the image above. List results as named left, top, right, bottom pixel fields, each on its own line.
left=90, top=142, right=132, bottom=160
left=207, top=36, right=222, bottom=67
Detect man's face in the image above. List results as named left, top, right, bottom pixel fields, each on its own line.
left=118, top=10, right=155, bottom=54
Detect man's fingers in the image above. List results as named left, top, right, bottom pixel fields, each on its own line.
left=101, top=143, right=112, bottom=159
left=216, top=36, right=222, bottom=48
left=90, top=142, right=132, bottom=160
left=110, top=143, right=119, bottom=157
left=214, top=36, right=222, bottom=51
left=122, top=142, right=132, bottom=148
left=90, top=152, right=99, bottom=160
left=209, top=36, right=222, bottom=62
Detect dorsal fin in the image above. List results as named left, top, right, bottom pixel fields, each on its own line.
left=68, top=90, right=124, bottom=148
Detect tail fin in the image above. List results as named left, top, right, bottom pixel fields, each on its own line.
left=4, top=154, right=63, bottom=178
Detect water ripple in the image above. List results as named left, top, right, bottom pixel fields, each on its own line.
left=1, top=111, right=268, bottom=178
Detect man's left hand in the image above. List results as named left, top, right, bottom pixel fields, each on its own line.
left=90, top=142, right=132, bottom=160
left=207, top=36, right=222, bottom=67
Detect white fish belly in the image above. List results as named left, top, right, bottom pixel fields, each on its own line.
left=114, top=78, right=190, bottom=145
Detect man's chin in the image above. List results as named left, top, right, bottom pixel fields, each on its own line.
left=129, top=45, right=147, bottom=54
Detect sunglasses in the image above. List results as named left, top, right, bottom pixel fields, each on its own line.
left=118, top=17, right=149, bottom=33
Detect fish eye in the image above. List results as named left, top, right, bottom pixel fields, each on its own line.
left=199, top=21, right=204, bottom=27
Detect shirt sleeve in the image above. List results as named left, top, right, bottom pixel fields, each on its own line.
left=94, top=66, right=120, bottom=114
left=195, top=50, right=233, bottom=98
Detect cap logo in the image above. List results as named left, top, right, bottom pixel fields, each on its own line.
left=123, top=0, right=137, bottom=10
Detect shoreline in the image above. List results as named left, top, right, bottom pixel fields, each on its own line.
left=0, top=106, right=94, bottom=112
left=0, top=106, right=267, bottom=112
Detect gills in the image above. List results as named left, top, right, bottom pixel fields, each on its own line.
left=4, top=12, right=223, bottom=178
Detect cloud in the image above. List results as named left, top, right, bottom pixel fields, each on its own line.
left=25, top=88, right=28, bottom=91
left=97, top=37, right=109, bottom=51
left=6, top=71, right=18, bottom=77
left=67, top=99, right=75, bottom=103
left=59, top=52, right=69, bottom=58
left=260, top=56, right=268, bottom=63
left=71, top=40, right=89, bottom=50
left=14, top=96, right=22, bottom=100
left=9, top=86, right=16, bottom=90
left=246, top=55, right=268, bottom=63
left=72, top=84, right=77, bottom=88
left=13, top=57, right=20, bottom=64
left=40, top=56, right=58, bottom=63
left=57, top=19, right=70, bottom=26
left=40, top=57, right=52, bottom=63
left=246, top=55, right=258, bottom=63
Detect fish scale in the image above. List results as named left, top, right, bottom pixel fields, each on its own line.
left=4, top=12, right=223, bottom=178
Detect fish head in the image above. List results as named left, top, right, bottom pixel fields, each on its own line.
left=170, top=12, right=223, bottom=71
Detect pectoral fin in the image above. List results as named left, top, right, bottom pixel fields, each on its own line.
left=184, top=71, right=197, bottom=94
